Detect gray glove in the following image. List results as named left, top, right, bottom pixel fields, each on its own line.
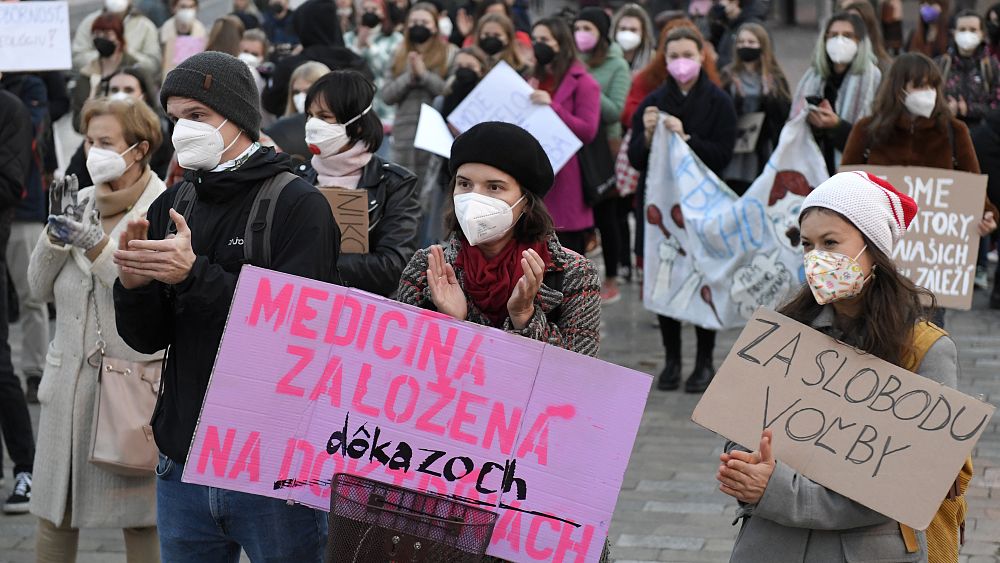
left=48, top=174, right=86, bottom=221
left=47, top=208, right=104, bottom=250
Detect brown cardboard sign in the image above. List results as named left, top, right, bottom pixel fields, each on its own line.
left=692, top=308, right=994, bottom=530
left=318, top=187, right=369, bottom=254
left=840, top=165, right=986, bottom=310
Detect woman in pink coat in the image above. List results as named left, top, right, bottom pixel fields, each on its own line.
left=527, top=17, right=601, bottom=255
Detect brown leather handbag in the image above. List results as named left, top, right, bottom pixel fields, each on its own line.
left=86, top=280, right=162, bottom=477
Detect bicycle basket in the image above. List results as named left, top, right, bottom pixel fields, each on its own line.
left=325, top=473, right=499, bottom=563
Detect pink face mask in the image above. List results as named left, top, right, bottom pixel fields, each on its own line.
left=667, top=57, right=701, bottom=84
left=804, top=246, right=870, bottom=305
left=574, top=30, right=599, bottom=52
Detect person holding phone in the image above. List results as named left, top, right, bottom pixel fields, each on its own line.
left=790, top=12, right=882, bottom=175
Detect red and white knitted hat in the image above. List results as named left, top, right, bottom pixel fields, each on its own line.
left=799, top=171, right=918, bottom=256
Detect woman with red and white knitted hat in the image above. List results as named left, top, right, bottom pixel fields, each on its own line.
left=714, top=170, right=967, bottom=563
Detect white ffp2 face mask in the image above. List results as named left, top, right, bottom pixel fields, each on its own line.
left=453, top=192, right=525, bottom=246
left=825, top=35, right=858, bottom=65
left=86, top=143, right=138, bottom=184
left=172, top=118, right=239, bottom=170
left=615, top=30, right=641, bottom=51
left=904, top=88, right=937, bottom=118
left=293, top=92, right=307, bottom=114
left=304, top=104, right=372, bottom=157
left=955, top=30, right=982, bottom=52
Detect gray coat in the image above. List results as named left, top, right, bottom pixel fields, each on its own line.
left=727, top=307, right=957, bottom=563
left=28, top=176, right=165, bottom=528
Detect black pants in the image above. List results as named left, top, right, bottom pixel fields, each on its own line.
left=617, top=194, right=634, bottom=276
left=557, top=229, right=589, bottom=256
left=0, top=208, right=34, bottom=475
left=593, top=197, right=620, bottom=280
left=659, top=315, right=716, bottom=361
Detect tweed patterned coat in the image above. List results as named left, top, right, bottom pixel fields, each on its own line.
left=27, top=175, right=165, bottom=529
left=396, top=232, right=600, bottom=357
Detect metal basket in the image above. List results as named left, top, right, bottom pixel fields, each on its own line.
left=325, top=473, right=499, bottom=563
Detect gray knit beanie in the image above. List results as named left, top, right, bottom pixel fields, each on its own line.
left=160, top=51, right=261, bottom=141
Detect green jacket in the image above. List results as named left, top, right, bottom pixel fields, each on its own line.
left=581, top=42, right=631, bottom=139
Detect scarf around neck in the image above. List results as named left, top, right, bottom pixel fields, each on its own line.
left=311, top=143, right=373, bottom=189
left=453, top=238, right=552, bottom=327
left=96, top=167, right=150, bottom=234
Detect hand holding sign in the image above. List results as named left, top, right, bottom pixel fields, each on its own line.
left=717, top=429, right=775, bottom=504
left=978, top=211, right=996, bottom=236
left=426, top=244, right=467, bottom=320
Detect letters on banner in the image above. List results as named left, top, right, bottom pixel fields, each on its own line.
left=0, top=1, right=71, bottom=72
left=182, top=267, right=652, bottom=562
left=692, top=308, right=994, bottom=529
left=642, top=114, right=829, bottom=330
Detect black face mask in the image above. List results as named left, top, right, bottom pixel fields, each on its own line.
left=533, top=41, right=556, bottom=66
left=736, top=46, right=761, bottom=62
left=454, top=67, right=479, bottom=84
left=479, top=36, right=504, bottom=56
left=93, top=37, right=116, bottom=58
left=361, top=11, right=381, bottom=28
left=408, top=24, right=432, bottom=44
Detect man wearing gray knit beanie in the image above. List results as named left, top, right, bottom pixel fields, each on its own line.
left=111, top=51, right=339, bottom=562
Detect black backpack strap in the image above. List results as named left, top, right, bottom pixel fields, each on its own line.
left=166, top=181, right=197, bottom=238
left=243, top=172, right=298, bottom=267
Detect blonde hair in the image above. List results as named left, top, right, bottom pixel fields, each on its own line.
left=285, top=61, right=331, bottom=116
left=391, top=3, right=450, bottom=77
left=81, top=97, right=162, bottom=167
left=473, top=13, right=524, bottom=71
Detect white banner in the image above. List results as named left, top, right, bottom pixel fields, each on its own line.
left=446, top=61, right=582, bottom=173
left=642, top=114, right=829, bottom=329
left=0, top=1, right=71, bottom=72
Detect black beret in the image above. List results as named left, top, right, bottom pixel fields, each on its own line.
left=576, top=7, right=611, bottom=41
left=448, top=122, right=555, bottom=197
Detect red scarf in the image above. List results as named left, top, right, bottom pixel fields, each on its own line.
left=454, top=238, right=552, bottom=327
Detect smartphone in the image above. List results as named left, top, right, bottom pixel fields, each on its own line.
left=805, top=95, right=823, bottom=111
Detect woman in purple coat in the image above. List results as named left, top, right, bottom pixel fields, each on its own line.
left=527, top=17, right=601, bottom=255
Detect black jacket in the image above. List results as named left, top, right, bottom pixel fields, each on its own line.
left=0, top=88, right=31, bottom=211
left=297, top=154, right=420, bottom=296
left=114, top=146, right=340, bottom=463
left=972, top=109, right=1000, bottom=207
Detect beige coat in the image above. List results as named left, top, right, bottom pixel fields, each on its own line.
left=28, top=174, right=165, bottom=529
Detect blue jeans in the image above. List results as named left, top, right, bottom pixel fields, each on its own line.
left=155, top=454, right=327, bottom=563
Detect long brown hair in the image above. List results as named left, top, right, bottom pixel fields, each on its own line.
left=866, top=52, right=952, bottom=146
left=909, top=0, right=951, bottom=57
left=845, top=1, right=892, bottom=68
left=473, top=13, right=524, bottom=71
left=722, top=23, right=790, bottom=100
left=635, top=17, right=720, bottom=93
left=531, top=17, right=578, bottom=89
left=779, top=207, right=937, bottom=367
left=206, top=16, right=245, bottom=56
left=391, top=3, right=450, bottom=77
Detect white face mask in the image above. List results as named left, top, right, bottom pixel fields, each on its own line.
left=172, top=118, right=240, bottom=170
left=825, top=35, right=858, bottom=65
left=105, top=0, right=128, bottom=13
left=304, top=105, right=371, bottom=156
left=86, top=143, right=138, bottom=184
left=904, top=88, right=937, bottom=118
left=615, top=30, right=641, bottom=51
left=293, top=92, right=307, bottom=114
left=238, top=52, right=261, bottom=67
left=109, top=91, right=132, bottom=102
left=955, top=30, right=982, bottom=51
left=176, top=7, right=197, bottom=25
left=453, top=192, right=525, bottom=246
left=438, top=16, right=453, bottom=38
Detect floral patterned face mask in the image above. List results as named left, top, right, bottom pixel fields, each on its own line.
left=804, top=246, right=870, bottom=305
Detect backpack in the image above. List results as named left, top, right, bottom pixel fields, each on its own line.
left=898, top=321, right=972, bottom=563
left=165, top=172, right=299, bottom=267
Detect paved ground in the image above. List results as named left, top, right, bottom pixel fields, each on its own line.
left=2, top=2, right=999, bottom=562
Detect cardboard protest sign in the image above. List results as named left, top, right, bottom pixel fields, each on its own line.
left=643, top=113, right=829, bottom=329
left=692, top=308, right=995, bottom=529
left=318, top=187, right=369, bottom=254
left=447, top=61, right=582, bottom=173
left=0, top=1, right=71, bottom=72
left=172, top=35, right=206, bottom=66
left=840, top=166, right=986, bottom=310
left=733, top=112, right=765, bottom=155
left=183, top=267, right=651, bottom=562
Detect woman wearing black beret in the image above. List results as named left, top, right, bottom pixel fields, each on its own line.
left=396, top=121, right=601, bottom=357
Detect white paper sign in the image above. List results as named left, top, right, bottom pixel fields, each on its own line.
left=414, top=103, right=454, bottom=158
left=0, top=1, right=71, bottom=72
left=447, top=61, right=582, bottom=173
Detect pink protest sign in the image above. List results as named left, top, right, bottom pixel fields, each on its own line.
left=183, top=266, right=651, bottom=562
